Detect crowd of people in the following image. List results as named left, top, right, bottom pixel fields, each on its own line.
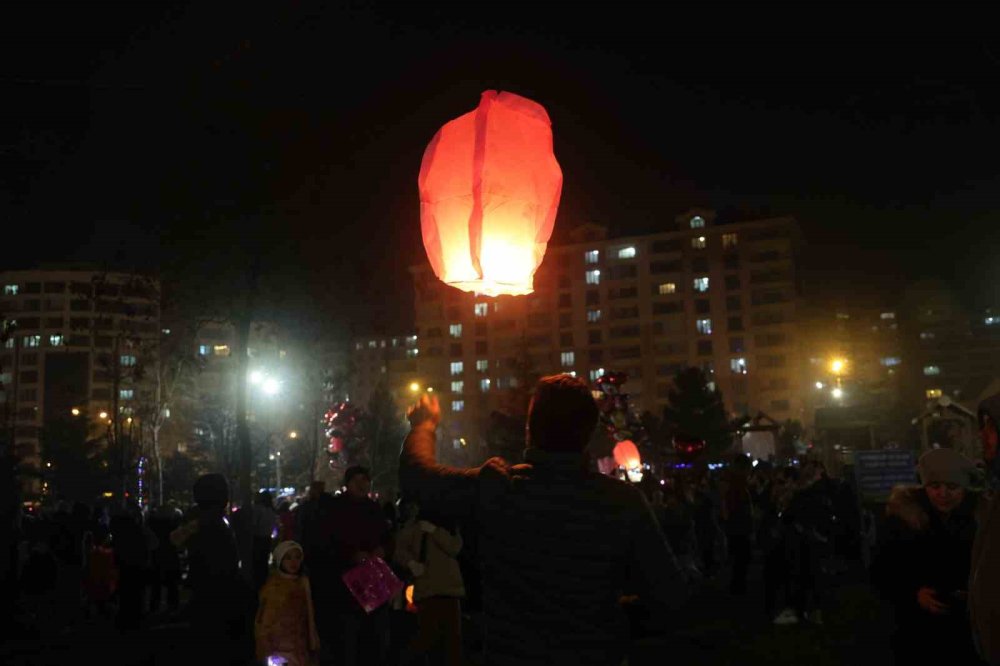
left=4, top=376, right=999, bottom=665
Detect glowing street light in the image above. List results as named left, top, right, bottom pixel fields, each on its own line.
left=70, top=407, right=81, bottom=416
left=99, top=411, right=108, bottom=420
left=261, top=377, right=281, bottom=396
left=830, top=358, right=846, bottom=375
left=288, top=431, right=298, bottom=439
left=409, top=382, right=422, bottom=393
left=249, top=370, right=263, bottom=385
left=831, top=387, right=844, bottom=400
left=815, top=381, right=825, bottom=390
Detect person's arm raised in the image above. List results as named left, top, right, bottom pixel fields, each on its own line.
left=399, top=394, right=507, bottom=521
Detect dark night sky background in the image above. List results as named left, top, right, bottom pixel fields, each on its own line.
left=2, top=2, right=998, bottom=336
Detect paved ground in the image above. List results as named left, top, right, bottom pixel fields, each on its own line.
left=3, top=555, right=895, bottom=665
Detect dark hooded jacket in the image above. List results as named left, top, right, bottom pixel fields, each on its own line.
left=399, top=424, right=688, bottom=666
left=973, top=393, right=1000, bottom=664
left=874, top=485, right=980, bottom=663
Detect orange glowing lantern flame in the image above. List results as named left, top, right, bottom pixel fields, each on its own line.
left=613, top=440, right=641, bottom=470
left=419, top=90, right=562, bottom=297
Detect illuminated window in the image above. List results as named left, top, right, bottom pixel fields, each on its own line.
left=617, top=246, right=636, bottom=259
left=691, top=236, right=706, bottom=249
left=213, top=344, right=230, bottom=356
left=880, top=312, right=896, bottom=320
left=380, top=340, right=386, bottom=348
left=693, top=277, right=709, bottom=292
left=730, top=358, right=748, bottom=374
left=926, top=388, right=942, bottom=399
left=584, top=250, right=599, bottom=264
left=690, top=216, right=705, bottom=229
left=658, top=282, right=676, bottom=295
left=406, top=349, right=419, bottom=358
left=49, top=335, right=65, bottom=346
left=589, top=367, right=605, bottom=381
left=561, top=351, right=575, bottom=367
left=722, top=233, right=738, bottom=249
left=406, top=335, right=418, bottom=346
left=986, top=316, right=999, bottom=326
left=696, top=318, right=712, bottom=335
left=476, top=359, right=488, bottom=372
left=450, top=361, right=464, bottom=376
left=585, top=270, right=601, bottom=285
left=923, top=365, right=941, bottom=376
left=24, top=335, right=41, bottom=348
left=880, top=357, right=901, bottom=367
left=3, top=285, right=18, bottom=295
left=480, top=378, right=490, bottom=392
left=355, top=342, right=362, bottom=350
left=474, top=303, right=488, bottom=318
left=586, top=309, right=602, bottom=323
left=368, top=340, right=377, bottom=349
left=451, top=381, right=464, bottom=394
left=451, top=400, right=464, bottom=412
left=449, top=324, right=462, bottom=338
left=121, top=355, right=137, bottom=367
left=920, top=331, right=935, bottom=340
left=120, top=389, right=134, bottom=400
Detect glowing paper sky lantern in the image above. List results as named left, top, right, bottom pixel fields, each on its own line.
left=419, top=90, right=563, bottom=296
left=612, top=439, right=641, bottom=470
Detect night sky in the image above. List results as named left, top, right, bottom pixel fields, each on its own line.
left=3, top=3, right=998, bottom=334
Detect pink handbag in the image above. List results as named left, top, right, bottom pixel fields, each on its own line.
left=341, top=556, right=404, bottom=613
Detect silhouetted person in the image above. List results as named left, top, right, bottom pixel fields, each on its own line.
left=171, top=473, right=248, bottom=664
left=400, top=375, right=688, bottom=666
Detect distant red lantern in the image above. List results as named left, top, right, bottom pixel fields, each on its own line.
left=613, top=440, right=641, bottom=470
left=419, top=90, right=563, bottom=296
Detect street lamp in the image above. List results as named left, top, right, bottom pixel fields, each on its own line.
left=288, top=431, right=298, bottom=439
left=250, top=370, right=263, bottom=385
left=409, top=382, right=421, bottom=393
left=262, top=377, right=281, bottom=396
left=830, top=358, right=846, bottom=375
left=831, top=387, right=844, bottom=400
left=99, top=411, right=108, bottom=420
left=70, top=407, right=81, bottom=416
left=269, top=451, right=282, bottom=489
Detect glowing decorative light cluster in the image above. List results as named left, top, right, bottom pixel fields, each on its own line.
left=419, top=90, right=562, bottom=296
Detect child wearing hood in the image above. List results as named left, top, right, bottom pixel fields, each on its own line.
left=255, top=540, right=321, bottom=666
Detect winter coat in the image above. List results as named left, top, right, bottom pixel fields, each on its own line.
left=399, top=426, right=688, bottom=666
left=255, top=572, right=320, bottom=666
left=972, top=392, right=1000, bottom=665
left=394, top=520, right=466, bottom=602
left=873, top=486, right=980, bottom=664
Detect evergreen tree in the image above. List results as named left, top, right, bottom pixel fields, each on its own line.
left=364, top=380, right=407, bottom=496
left=662, top=367, right=731, bottom=458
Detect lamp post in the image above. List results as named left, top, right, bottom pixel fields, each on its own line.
left=269, top=451, right=281, bottom=490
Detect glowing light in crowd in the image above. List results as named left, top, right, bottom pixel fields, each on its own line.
left=419, top=90, right=562, bottom=296
left=613, top=440, right=641, bottom=470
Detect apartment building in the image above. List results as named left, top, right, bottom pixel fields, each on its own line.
left=407, top=209, right=804, bottom=449
left=0, top=268, right=160, bottom=468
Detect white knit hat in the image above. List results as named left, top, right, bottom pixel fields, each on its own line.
left=272, top=540, right=304, bottom=570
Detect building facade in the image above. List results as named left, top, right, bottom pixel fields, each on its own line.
left=406, top=209, right=805, bottom=453
left=0, top=268, right=160, bottom=476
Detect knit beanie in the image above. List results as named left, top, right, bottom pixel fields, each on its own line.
left=273, top=540, right=304, bottom=572
left=918, top=448, right=975, bottom=488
